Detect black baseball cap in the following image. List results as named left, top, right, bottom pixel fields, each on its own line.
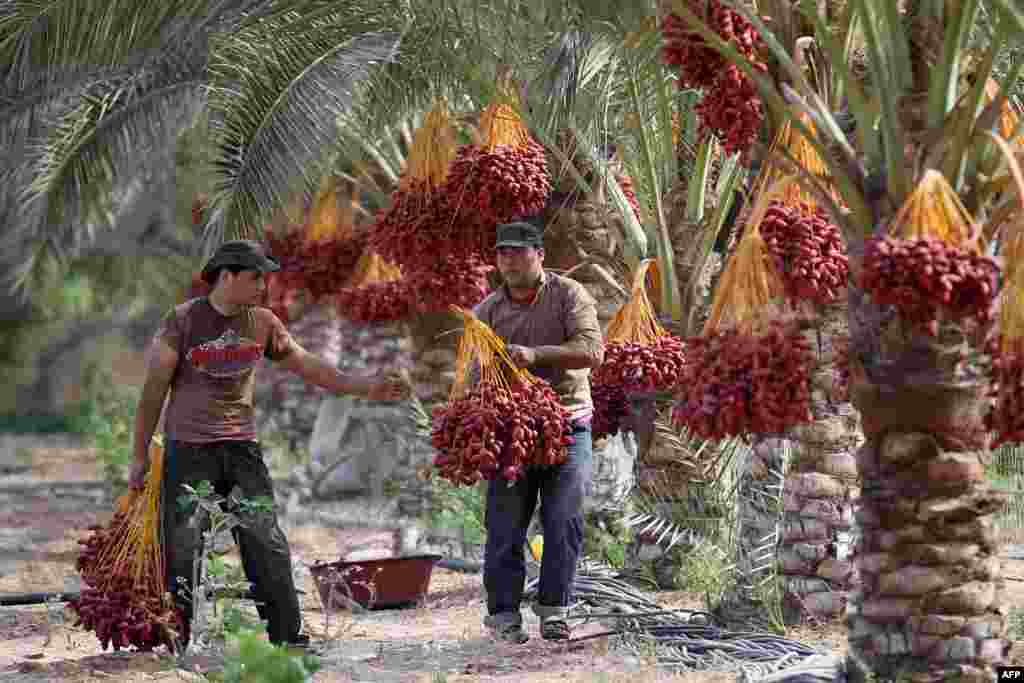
left=495, top=221, right=543, bottom=248
left=201, top=240, right=281, bottom=284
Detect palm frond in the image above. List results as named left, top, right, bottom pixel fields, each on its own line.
left=5, top=58, right=205, bottom=296
left=202, top=30, right=401, bottom=251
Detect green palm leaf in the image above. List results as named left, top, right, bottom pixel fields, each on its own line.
left=6, top=61, right=205, bottom=295
left=201, top=30, right=401, bottom=251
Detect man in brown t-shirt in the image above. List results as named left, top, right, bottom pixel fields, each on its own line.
left=129, top=240, right=409, bottom=650
left=473, top=221, right=604, bottom=644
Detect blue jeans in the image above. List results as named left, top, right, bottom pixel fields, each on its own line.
left=483, top=424, right=593, bottom=621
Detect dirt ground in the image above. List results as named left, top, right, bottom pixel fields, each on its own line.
left=0, top=436, right=1021, bottom=683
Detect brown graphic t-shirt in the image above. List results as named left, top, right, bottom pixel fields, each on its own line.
left=156, top=298, right=299, bottom=443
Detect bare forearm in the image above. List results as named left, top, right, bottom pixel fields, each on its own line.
left=133, top=382, right=168, bottom=462
left=533, top=344, right=603, bottom=369
left=296, top=352, right=372, bottom=397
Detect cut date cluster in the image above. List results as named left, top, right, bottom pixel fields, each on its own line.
left=673, top=321, right=813, bottom=439
left=73, top=514, right=184, bottom=652
left=592, top=336, right=687, bottom=396
left=860, top=236, right=1000, bottom=335
left=69, top=588, right=183, bottom=652
left=759, top=201, right=849, bottom=306
left=431, top=379, right=574, bottom=486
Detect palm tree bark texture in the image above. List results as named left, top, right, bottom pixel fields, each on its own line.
left=844, top=273, right=1010, bottom=681
left=781, top=304, right=861, bottom=623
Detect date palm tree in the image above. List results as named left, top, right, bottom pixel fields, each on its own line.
left=671, top=0, right=1023, bottom=679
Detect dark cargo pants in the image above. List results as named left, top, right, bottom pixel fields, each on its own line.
left=484, top=423, right=593, bottom=624
left=161, top=439, right=301, bottom=644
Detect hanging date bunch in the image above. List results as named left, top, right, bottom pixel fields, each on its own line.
left=370, top=100, right=460, bottom=271
left=592, top=259, right=687, bottom=396
left=334, top=250, right=411, bottom=324
left=673, top=187, right=814, bottom=439
left=442, top=92, right=552, bottom=255
left=660, top=1, right=766, bottom=157
left=661, top=0, right=760, bottom=86
left=70, top=439, right=185, bottom=652
left=985, top=228, right=1024, bottom=447
left=759, top=201, right=848, bottom=306
left=407, top=253, right=494, bottom=315
left=753, top=114, right=848, bottom=306
left=592, top=383, right=631, bottom=442
left=859, top=170, right=1000, bottom=336
left=431, top=308, right=573, bottom=486
left=285, top=226, right=367, bottom=303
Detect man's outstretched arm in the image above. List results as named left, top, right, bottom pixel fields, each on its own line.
left=277, top=346, right=410, bottom=401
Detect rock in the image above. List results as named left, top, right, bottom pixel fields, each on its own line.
left=585, top=431, right=636, bottom=513
left=930, top=581, right=995, bottom=614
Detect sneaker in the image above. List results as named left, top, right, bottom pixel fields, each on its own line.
left=540, top=618, right=570, bottom=641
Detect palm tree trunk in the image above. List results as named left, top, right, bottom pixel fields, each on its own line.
left=781, top=305, right=861, bottom=623
left=844, top=285, right=1010, bottom=682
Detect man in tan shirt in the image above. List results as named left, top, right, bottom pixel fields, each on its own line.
left=473, top=220, right=604, bottom=643
left=129, top=240, right=409, bottom=650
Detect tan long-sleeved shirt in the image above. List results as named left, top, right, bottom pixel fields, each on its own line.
left=473, top=271, right=604, bottom=421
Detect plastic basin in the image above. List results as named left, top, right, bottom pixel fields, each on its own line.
left=309, top=554, right=442, bottom=610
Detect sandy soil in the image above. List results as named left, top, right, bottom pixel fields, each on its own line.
left=0, top=435, right=1021, bottom=682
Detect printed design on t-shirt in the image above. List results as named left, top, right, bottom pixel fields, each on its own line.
left=186, top=329, right=264, bottom=378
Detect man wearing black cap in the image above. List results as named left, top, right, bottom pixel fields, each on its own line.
left=129, top=239, right=409, bottom=650
left=473, top=220, right=604, bottom=643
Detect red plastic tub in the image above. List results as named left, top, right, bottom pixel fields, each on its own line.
left=310, top=554, right=443, bottom=610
